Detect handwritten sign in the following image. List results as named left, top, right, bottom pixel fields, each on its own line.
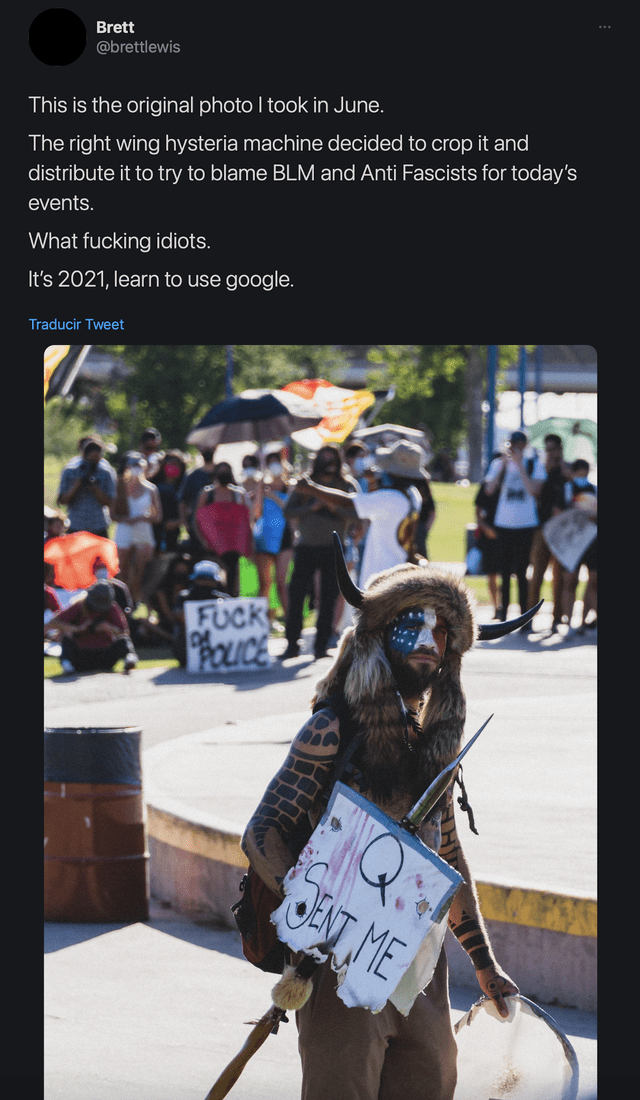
left=543, top=509, right=596, bottom=572
left=184, top=597, right=271, bottom=673
left=272, top=782, right=462, bottom=1014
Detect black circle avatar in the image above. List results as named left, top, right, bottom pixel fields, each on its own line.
left=29, top=9, right=87, bottom=66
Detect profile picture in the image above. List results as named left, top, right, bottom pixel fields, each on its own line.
left=29, top=9, right=87, bottom=65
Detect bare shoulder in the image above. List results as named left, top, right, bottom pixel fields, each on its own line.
left=291, top=708, right=341, bottom=761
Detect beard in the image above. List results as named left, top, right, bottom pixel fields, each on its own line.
left=386, top=646, right=440, bottom=698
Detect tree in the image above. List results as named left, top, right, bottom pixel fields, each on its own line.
left=365, top=345, right=467, bottom=454
left=366, top=345, right=531, bottom=480
left=99, top=344, right=349, bottom=452
left=107, top=345, right=227, bottom=451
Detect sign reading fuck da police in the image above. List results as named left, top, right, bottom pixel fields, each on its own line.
left=184, top=597, right=271, bottom=673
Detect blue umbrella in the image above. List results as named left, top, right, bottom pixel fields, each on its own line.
left=186, top=390, right=323, bottom=449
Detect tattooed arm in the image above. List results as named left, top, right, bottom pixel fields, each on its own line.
left=241, top=708, right=341, bottom=897
left=439, top=787, right=519, bottom=1018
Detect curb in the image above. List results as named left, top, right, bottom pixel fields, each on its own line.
left=145, top=797, right=597, bottom=1012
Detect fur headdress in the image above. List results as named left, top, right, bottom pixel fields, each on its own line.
left=312, top=536, right=540, bottom=804
left=313, top=561, right=476, bottom=800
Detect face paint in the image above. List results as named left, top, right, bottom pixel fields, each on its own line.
left=388, top=607, right=440, bottom=657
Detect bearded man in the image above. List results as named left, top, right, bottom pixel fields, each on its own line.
left=242, top=538, right=534, bottom=1100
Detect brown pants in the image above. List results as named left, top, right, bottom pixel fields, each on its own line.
left=296, top=949, right=457, bottom=1100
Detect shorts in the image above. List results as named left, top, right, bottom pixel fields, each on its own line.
left=114, top=522, right=155, bottom=550
left=476, top=533, right=500, bottom=574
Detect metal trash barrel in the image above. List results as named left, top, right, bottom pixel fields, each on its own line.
left=44, top=727, right=149, bottom=922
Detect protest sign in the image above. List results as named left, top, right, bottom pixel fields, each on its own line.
left=543, top=509, right=596, bottom=572
left=272, top=782, right=462, bottom=1014
left=184, top=597, right=270, bottom=673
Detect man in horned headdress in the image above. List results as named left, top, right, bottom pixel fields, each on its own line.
left=242, top=539, right=532, bottom=1100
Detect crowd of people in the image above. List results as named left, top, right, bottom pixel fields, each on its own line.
left=44, top=424, right=596, bottom=674
left=473, top=430, right=597, bottom=639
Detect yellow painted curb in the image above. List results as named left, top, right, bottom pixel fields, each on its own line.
left=147, top=805, right=596, bottom=937
left=147, top=805, right=249, bottom=870
left=477, top=881, right=596, bottom=938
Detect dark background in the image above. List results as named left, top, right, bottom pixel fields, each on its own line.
left=15, top=4, right=625, bottom=341
left=14, top=5, right=626, bottom=1094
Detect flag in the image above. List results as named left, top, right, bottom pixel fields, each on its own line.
left=282, top=379, right=375, bottom=449
left=44, top=345, right=70, bottom=402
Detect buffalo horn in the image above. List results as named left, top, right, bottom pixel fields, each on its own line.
left=333, top=531, right=543, bottom=636
left=333, top=532, right=364, bottom=608
left=477, top=600, right=544, bottom=640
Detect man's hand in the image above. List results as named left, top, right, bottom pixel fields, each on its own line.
left=475, top=964, right=519, bottom=1018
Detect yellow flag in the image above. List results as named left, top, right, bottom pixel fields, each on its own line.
left=283, top=379, right=375, bottom=447
left=44, top=345, right=70, bottom=402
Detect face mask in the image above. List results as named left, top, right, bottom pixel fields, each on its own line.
left=573, top=477, right=589, bottom=487
left=163, top=463, right=181, bottom=479
left=353, top=457, right=366, bottom=474
left=267, top=462, right=282, bottom=477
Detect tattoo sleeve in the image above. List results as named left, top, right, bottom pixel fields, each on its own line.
left=241, top=709, right=341, bottom=897
left=439, top=788, right=494, bottom=972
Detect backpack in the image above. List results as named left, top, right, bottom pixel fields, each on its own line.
left=231, top=695, right=361, bottom=973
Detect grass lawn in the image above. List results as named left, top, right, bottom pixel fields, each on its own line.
left=428, top=481, right=477, bottom=563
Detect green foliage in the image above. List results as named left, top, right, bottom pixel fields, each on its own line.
left=365, top=345, right=466, bottom=451
left=109, top=345, right=227, bottom=451
left=98, top=344, right=348, bottom=452
left=44, top=397, right=95, bottom=456
left=365, top=345, right=533, bottom=453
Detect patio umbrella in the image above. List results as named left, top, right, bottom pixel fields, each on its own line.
left=186, top=390, right=323, bottom=450
left=526, top=418, right=597, bottom=464
left=353, top=422, right=431, bottom=455
left=44, top=532, right=120, bottom=590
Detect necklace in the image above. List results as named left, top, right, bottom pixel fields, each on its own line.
left=397, top=694, right=423, bottom=750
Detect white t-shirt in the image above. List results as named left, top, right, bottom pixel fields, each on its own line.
left=354, top=486, right=421, bottom=587
left=487, top=455, right=546, bottom=528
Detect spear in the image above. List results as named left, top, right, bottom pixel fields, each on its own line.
left=204, top=717, right=491, bottom=1098
left=400, top=715, right=492, bottom=833
left=204, top=953, right=318, bottom=1100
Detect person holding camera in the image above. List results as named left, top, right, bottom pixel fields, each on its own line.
left=57, top=437, right=117, bottom=537
left=484, top=430, right=546, bottom=622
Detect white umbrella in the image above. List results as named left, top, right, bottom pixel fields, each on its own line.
left=353, top=422, right=429, bottom=445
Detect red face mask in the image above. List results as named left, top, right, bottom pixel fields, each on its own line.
left=164, top=463, right=181, bottom=479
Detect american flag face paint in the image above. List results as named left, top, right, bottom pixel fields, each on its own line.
left=388, top=606, right=446, bottom=659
